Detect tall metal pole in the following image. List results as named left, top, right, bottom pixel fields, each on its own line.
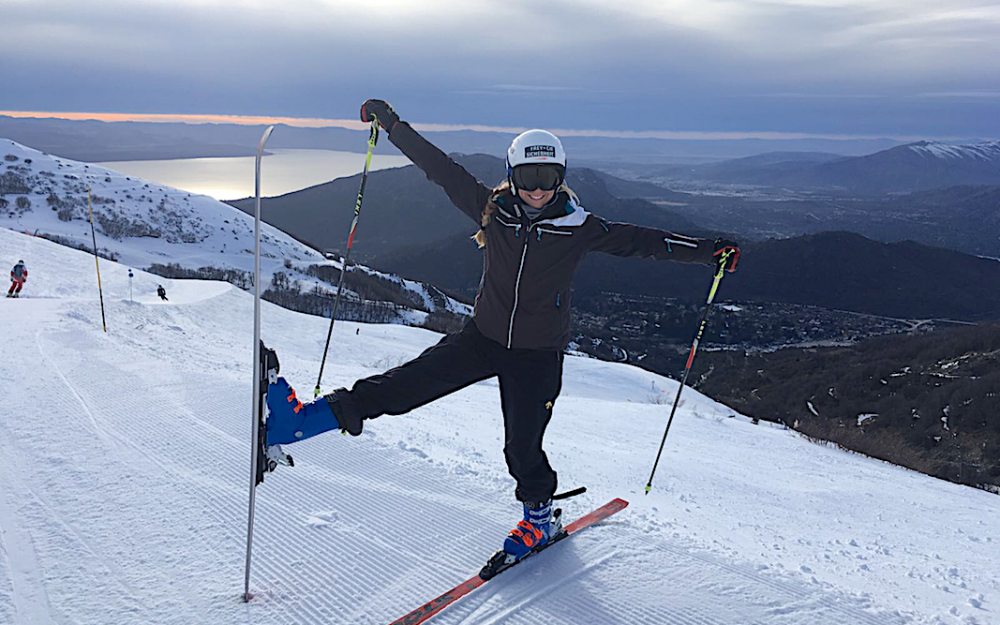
left=314, top=119, right=379, bottom=397
left=644, top=250, right=734, bottom=494
left=88, top=186, right=107, bottom=333
left=244, top=125, right=273, bottom=602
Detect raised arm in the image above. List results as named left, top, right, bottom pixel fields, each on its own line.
left=361, top=99, right=491, bottom=225
left=583, top=217, right=741, bottom=271
left=583, top=218, right=713, bottom=262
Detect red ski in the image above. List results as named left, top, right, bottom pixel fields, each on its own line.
left=387, top=498, right=629, bottom=625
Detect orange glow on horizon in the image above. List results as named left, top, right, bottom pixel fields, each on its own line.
left=0, top=110, right=534, bottom=134
left=0, top=110, right=367, bottom=130
left=0, top=110, right=943, bottom=142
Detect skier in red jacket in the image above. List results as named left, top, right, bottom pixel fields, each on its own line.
left=7, top=260, right=27, bottom=298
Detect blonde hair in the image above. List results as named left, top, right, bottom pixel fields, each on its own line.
left=472, top=181, right=578, bottom=248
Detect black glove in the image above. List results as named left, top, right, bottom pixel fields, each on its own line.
left=713, top=238, right=740, bottom=273
left=360, top=99, right=400, bottom=133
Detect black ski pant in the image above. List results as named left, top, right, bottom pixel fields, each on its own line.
left=333, top=320, right=563, bottom=503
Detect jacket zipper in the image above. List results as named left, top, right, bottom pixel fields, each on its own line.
left=507, top=237, right=529, bottom=348
left=535, top=226, right=571, bottom=241
left=506, top=219, right=569, bottom=348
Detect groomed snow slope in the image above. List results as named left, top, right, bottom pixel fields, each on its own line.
left=0, top=227, right=997, bottom=625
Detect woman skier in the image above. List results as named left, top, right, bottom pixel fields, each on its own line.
left=8, top=260, right=27, bottom=298
left=264, top=100, right=740, bottom=568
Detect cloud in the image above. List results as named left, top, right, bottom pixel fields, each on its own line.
left=734, top=93, right=889, bottom=99
left=1, top=0, right=997, bottom=137
left=913, top=91, right=1000, bottom=100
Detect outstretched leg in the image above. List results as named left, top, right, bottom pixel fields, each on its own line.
left=268, top=321, right=497, bottom=444
left=343, top=321, right=496, bottom=423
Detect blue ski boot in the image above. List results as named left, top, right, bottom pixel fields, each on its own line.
left=256, top=343, right=292, bottom=482
left=266, top=377, right=341, bottom=445
left=503, top=499, right=561, bottom=560
left=480, top=500, right=564, bottom=579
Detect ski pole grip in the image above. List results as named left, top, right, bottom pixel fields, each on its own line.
left=715, top=247, right=739, bottom=274
left=716, top=249, right=730, bottom=271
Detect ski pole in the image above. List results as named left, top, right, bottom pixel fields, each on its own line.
left=88, top=186, right=107, bottom=333
left=644, top=249, right=735, bottom=495
left=315, top=119, right=380, bottom=398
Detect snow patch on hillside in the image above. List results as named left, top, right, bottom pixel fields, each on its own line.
left=0, top=138, right=323, bottom=279
left=0, top=138, right=470, bottom=319
left=908, top=140, right=1000, bottom=161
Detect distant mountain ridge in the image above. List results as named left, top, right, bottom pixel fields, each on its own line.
left=907, top=140, right=1000, bottom=161
left=599, top=181, right=1000, bottom=259
left=645, top=151, right=844, bottom=187
left=638, top=140, right=1000, bottom=194
left=797, top=140, right=1000, bottom=193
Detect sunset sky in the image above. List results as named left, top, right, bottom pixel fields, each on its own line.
left=2, top=0, right=998, bottom=139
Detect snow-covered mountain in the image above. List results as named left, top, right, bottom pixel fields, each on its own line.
left=787, top=140, right=1000, bottom=193
left=0, top=138, right=321, bottom=273
left=1, top=225, right=996, bottom=625
left=0, top=138, right=470, bottom=321
left=907, top=140, right=1000, bottom=162
left=630, top=140, right=1000, bottom=194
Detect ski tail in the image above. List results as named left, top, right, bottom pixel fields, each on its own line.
left=245, top=125, right=275, bottom=603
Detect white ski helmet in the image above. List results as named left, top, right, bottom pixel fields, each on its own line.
left=507, top=129, right=566, bottom=191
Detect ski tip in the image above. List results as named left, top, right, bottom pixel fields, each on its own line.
left=612, top=497, right=630, bottom=508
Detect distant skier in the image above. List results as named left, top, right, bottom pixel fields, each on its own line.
left=157, top=285, right=168, bottom=301
left=264, top=100, right=741, bottom=569
left=7, top=260, right=27, bottom=298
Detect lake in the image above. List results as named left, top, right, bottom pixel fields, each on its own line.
left=97, top=149, right=412, bottom=201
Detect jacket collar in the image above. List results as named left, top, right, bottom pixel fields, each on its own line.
left=534, top=194, right=589, bottom=228
left=499, top=191, right=589, bottom=228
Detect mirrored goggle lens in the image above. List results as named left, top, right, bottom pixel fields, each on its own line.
left=513, top=165, right=564, bottom=191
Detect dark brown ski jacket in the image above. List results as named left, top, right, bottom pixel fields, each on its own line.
left=388, top=121, right=717, bottom=350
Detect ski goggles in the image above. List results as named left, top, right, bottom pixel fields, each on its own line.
left=511, top=164, right=565, bottom=191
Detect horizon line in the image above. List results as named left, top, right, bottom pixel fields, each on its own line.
left=0, top=110, right=979, bottom=143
